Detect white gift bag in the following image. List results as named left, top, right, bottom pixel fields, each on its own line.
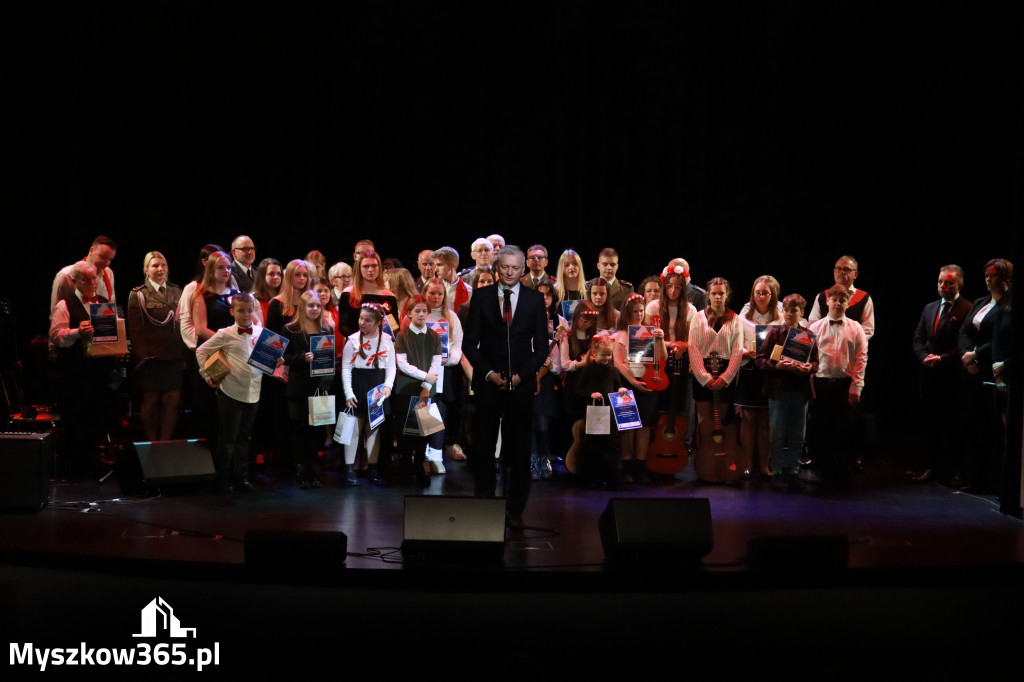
left=308, top=390, right=337, bottom=426
left=333, top=407, right=356, bottom=445
left=585, top=396, right=610, bottom=435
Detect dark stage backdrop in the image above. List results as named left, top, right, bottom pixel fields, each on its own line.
left=9, top=3, right=1021, bottom=431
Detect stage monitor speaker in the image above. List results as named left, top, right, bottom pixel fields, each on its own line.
left=116, top=439, right=215, bottom=495
left=245, top=530, right=348, bottom=575
left=0, top=431, right=53, bottom=511
left=401, top=495, right=507, bottom=563
left=599, top=497, right=713, bottom=565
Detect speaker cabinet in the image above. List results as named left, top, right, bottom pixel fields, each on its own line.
left=0, top=432, right=53, bottom=511
left=401, top=495, right=507, bottom=563
left=599, top=497, right=713, bottom=564
left=115, top=439, right=216, bottom=494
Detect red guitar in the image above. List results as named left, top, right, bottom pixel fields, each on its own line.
left=641, top=315, right=669, bottom=391
left=694, top=351, right=742, bottom=483
left=647, top=349, right=689, bottom=475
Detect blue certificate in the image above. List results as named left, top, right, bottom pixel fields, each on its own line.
left=609, top=390, right=642, bottom=431
left=89, top=302, right=120, bottom=343
left=427, top=320, right=449, bottom=361
left=310, top=335, right=335, bottom=376
left=561, top=300, right=581, bottom=322
left=628, top=325, right=657, bottom=364
left=367, top=384, right=388, bottom=430
left=247, top=328, right=289, bottom=375
left=779, top=327, right=817, bottom=364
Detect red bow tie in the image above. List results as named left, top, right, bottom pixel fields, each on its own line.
left=238, top=326, right=253, bottom=335
left=83, top=297, right=100, bottom=304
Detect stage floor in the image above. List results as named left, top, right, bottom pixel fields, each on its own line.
left=3, top=448, right=1023, bottom=572
left=4, top=447, right=1024, bottom=676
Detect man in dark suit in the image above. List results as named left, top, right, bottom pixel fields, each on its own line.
left=463, top=245, right=550, bottom=529
left=911, top=264, right=972, bottom=483
left=229, top=235, right=257, bottom=293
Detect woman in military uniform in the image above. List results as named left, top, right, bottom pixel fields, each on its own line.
left=128, top=251, right=184, bottom=441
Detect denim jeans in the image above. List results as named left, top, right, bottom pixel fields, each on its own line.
left=768, top=391, right=809, bottom=474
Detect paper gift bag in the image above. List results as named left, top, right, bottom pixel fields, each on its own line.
left=415, top=402, right=445, bottom=436
left=585, top=397, right=610, bottom=435
left=333, top=408, right=356, bottom=445
left=308, top=391, right=336, bottom=426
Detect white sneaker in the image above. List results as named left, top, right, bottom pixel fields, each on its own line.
left=429, top=460, right=446, bottom=475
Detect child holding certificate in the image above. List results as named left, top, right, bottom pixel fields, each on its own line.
left=279, top=290, right=334, bottom=488
left=613, top=293, right=658, bottom=482
left=756, top=294, right=819, bottom=490
left=196, top=293, right=264, bottom=493
left=341, top=302, right=396, bottom=485
left=424, top=278, right=465, bottom=472
left=571, top=333, right=631, bottom=489
left=393, top=296, right=444, bottom=486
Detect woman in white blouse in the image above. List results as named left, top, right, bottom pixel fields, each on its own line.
left=689, top=277, right=745, bottom=419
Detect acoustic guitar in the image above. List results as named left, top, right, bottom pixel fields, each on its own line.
left=647, top=352, right=689, bottom=475
left=564, top=419, right=585, bottom=474
left=641, top=315, right=669, bottom=391
left=694, top=351, right=742, bottom=483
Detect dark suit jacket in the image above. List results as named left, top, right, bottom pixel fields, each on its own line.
left=230, top=262, right=255, bottom=293
left=463, top=284, right=550, bottom=394
left=913, top=296, right=972, bottom=367
left=958, top=295, right=1005, bottom=381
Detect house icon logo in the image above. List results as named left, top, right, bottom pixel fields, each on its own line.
left=132, top=597, right=197, bottom=638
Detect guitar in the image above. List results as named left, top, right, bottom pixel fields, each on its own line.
left=564, top=419, right=585, bottom=474
left=694, top=351, right=742, bottom=483
left=647, top=352, right=689, bottom=475
left=535, top=325, right=566, bottom=395
left=641, top=315, right=669, bottom=391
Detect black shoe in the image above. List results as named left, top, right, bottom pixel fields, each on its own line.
left=217, top=480, right=235, bottom=494
left=343, top=464, right=359, bottom=486
left=235, top=478, right=254, bottom=492
left=506, top=515, right=525, bottom=531
left=367, top=464, right=382, bottom=486
left=296, top=465, right=309, bottom=489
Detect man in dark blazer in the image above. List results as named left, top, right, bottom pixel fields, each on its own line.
left=463, top=245, right=550, bottom=529
left=229, top=235, right=257, bottom=293
left=911, top=264, right=973, bottom=483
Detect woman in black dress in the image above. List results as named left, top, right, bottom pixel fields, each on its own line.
left=278, top=290, right=335, bottom=488
left=337, top=249, right=398, bottom=339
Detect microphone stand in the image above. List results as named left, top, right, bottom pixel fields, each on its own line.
left=502, top=286, right=514, bottom=392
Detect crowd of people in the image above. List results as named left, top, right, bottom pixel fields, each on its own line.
left=47, top=233, right=1014, bottom=524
